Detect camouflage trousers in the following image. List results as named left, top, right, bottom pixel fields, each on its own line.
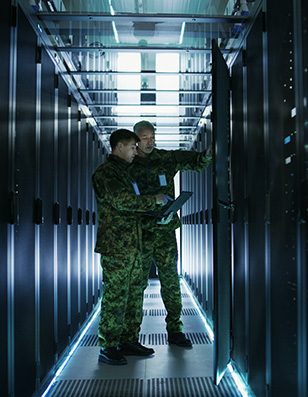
left=98, top=253, right=144, bottom=348
left=142, top=229, right=183, bottom=333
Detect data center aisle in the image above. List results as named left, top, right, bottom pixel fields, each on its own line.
left=47, top=279, right=241, bottom=397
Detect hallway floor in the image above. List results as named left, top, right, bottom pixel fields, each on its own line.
left=47, top=279, right=242, bottom=397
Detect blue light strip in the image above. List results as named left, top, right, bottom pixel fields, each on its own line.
left=227, top=363, right=255, bottom=397
left=181, top=278, right=214, bottom=341
left=181, top=278, right=255, bottom=397
left=40, top=304, right=101, bottom=397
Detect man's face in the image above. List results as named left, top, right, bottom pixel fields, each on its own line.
left=137, top=128, right=155, bottom=157
left=119, top=139, right=138, bottom=163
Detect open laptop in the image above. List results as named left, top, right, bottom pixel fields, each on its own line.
left=145, top=191, right=193, bottom=218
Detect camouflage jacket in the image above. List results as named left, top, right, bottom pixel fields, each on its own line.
left=129, top=148, right=212, bottom=231
left=92, top=154, right=157, bottom=257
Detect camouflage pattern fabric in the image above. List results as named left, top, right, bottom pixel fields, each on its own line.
left=92, top=154, right=161, bottom=348
left=92, top=154, right=157, bottom=257
left=97, top=254, right=144, bottom=347
left=142, top=229, right=183, bottom=333
left=130, top=147, right=212, bottom=332
left=129, top=148, right=212, bottom=232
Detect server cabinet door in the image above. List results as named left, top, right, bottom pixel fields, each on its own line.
left=212, top=39, right=231, bottom=385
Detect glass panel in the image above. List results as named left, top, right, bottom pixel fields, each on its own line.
left=23, top=0, right=256, bottom=149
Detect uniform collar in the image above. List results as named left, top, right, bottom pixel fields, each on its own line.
left=108, top=154, right=131, bottom=169
left=134, top=148, right=160, bottom=163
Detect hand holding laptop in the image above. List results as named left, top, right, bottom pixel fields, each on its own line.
left=155, top=194, right=174, bottom=206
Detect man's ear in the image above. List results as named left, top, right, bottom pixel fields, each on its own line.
left=118, top=142, right=124, bottom=152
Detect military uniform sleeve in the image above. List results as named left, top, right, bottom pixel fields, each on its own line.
left=92, top=166, right=157, bottom=212
left=171, top=149, right=212, bottom=172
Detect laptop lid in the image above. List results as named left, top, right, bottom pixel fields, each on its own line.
left=145, top=191, right=193, bottom=218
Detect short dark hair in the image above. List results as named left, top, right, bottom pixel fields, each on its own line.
left=133, top=120, right=155, bottom=135
left=109, top=129, right=140, bottom=150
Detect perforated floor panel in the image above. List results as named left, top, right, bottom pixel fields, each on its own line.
left=47, top=279, right=241, bottom=397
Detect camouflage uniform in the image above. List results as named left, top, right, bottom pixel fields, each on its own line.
left=92, top=154, right=157, bottom=348
left=130, top=148, right=212, bottom=333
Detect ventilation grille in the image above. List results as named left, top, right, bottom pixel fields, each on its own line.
left=143, top=308, right=198, bottom=317
left=144, top=293, right=190, bottom=299
left=140, top=332, right=212, bottom=345
left=49, top=376, right=241, bottom=397
left=80, top=332, right=212, bottom=347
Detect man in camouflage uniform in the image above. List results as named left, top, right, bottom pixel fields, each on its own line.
left=130, top=120, right=212, bottom=347
left=92, top=129, right=170, bottom=365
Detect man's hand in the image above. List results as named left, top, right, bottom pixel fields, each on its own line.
left=157, top=212, right=174, bottom=225
left=205, top=144, right=213, bottom=159
left=155, top=194, right=174, bottom=206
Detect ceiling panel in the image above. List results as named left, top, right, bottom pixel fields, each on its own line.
left=23, top=0, right=254, bottom=150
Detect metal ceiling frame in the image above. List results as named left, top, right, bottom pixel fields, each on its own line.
left=37, top=12, right=248, bottom=24
left=55, top=46, right=228, bottom=53
left=19, top=2, right=250, bottom=150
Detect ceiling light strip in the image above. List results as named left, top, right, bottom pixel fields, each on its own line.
left=79, top=89, right=211, bottom=93
left=66, top=71, right=211, bottom=76
left=87, top=104, right=206, bottom=108
left=93, top=115, right=208, bottom=119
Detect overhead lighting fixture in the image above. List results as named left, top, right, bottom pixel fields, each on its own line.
left=179, top=22, right=186, bottom=45
left=47, top=1, right=55, bottom=12
left=112, top=21, right=119, bottom=43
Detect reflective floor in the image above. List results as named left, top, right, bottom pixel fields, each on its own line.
left=47, top=279, right=241, bottom=396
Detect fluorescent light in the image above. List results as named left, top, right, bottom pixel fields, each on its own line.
left=179, top=22, right=186, bottom=45
left=112, top=21, right=119, bottom=43
left=40, top=305, right=101, bottom=397
left=47, top=1, right=55, bottom=12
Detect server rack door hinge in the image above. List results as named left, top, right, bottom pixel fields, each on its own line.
left=67, top=205, right=73, bottom=225
left=53, top=340, right=58, bottom=355
left=244, top=196, right=249, bottom=223
left=11, top=5, right=17, bottom=27
left=78, top=110, right=81, bottom=122
left=230, top=334, right=234, bottom=354
left=53, top=202, right=61, bottom=225
left=86, top=210, right=90, bottom=225
left=9, top=191, right=19, bottom=225
left=265, top=192, right=270, bottom=224
left=54, top=74, right=59, bottom=89
left=78, top=208, right=83, bottom=225
left=36, top=45, right=42, bottom=64
left=245, top=355, right=249, bottom=373
left=34, top=198, right=43, bottom=225
left=67, top=94, right=71, bottom=108
left=262, top=11, right=267, bottom=33
left=242, top=49, right=247, bottom=67
left=36, top=361, right=41, bottom=379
